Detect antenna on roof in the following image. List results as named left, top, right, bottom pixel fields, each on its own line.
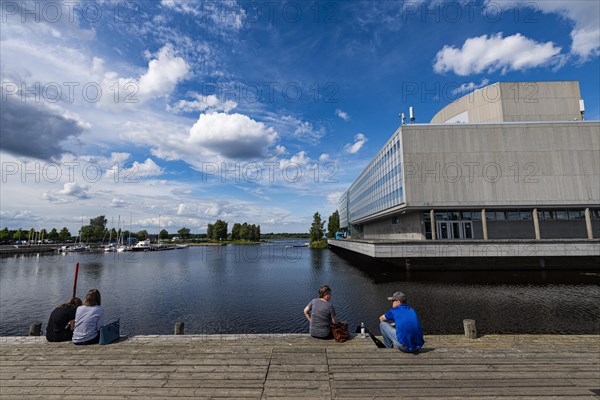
left=400, top=112, right=406, bottom=125
left=409, top=106, right=415, bottom=124
left=579, top=99, right=585, bottom=120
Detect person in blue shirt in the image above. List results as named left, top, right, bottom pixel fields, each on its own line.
left=379, top=291, right=424, bottom=353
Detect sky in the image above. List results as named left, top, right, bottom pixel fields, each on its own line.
left=1, top=0, right=599, bottom=235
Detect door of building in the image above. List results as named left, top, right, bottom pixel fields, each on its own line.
left=436, top=221, right=473, bottom=239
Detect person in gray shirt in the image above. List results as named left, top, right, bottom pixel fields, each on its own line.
left=304, top=285, right=337, bottom=339
left=72, top=289, right=104, bottom=345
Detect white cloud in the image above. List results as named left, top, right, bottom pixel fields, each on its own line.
left=187, top=113, right=278, bottom=160
left=111, top=198, right=127, bottom=208
left=451, top=79, right=490, bottom=96
left=126, top=159, right=164, bottom=178
left=280, top=151, right=311, bottom=170
left=42, top=182, right=91, bottom=203
left=434, top=33, right=562, bottom=76
left=161, top=0, right=246, bottom=31
left=344, top=134, right=368, bottom=154
left=277, top=115, right=326, bottom=144
left=335, top=109, right=350, bottom=121
left=137, top=44, right=189, bottom=100
left=273, top=145, right=287, bottom=156
left=326, top=191, right=344, bottom=205
left=484, top=0, right=599, bottom=61
left=168, top=93, right=237, bottom=114
left=319, top=154, right=330, bottom=162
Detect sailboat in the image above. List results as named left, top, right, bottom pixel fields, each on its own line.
left=104, top=217, right=117, bottom=252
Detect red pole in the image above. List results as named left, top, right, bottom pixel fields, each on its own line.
left=72, top=262, right=79, bottom=298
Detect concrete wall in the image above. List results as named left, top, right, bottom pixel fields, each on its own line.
left=401, top=122, right=600, bottom=208
left=363, top=212, right=424, bottom=240
left=500, top=81, right=582, bottom=122
left=430, top=81, right=582, bottom=124
left=430, top=82, right=504, bottom=123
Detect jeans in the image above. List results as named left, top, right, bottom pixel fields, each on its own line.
left=379, top=321, right=411, bottom=352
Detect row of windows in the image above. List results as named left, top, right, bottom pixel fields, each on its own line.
left=421, top=209, right=600, bottom=223
left=352, top=188, right=403, bottom=221
left=351, top=139, right=401, bottom=193
left=351, top=164, right=402, bottom=207
left=348, top=136, right=404, bottom=222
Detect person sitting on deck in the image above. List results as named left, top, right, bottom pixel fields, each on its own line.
left=46, top=297, right=82, bottom=342
left=72, top=289, right=104, bottom=345
left=379, top=291, right=424, bottom=353
left=304, top=285, right=338, bottom=339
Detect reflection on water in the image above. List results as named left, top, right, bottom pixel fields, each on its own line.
left=1, top=242, right=599, bottom=336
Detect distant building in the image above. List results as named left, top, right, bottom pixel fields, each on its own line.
left=336, top=81, right=599, bottom=245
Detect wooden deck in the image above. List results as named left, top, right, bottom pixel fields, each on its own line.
left=1, top=334, right=598, bottom=399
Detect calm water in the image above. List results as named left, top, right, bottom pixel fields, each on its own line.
left=1, top=241, right=599, bottom=336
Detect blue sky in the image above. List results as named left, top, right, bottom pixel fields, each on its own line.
left=1, top=0, right=599, bottom=234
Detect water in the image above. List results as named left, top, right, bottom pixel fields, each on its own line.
left=1, top=241, right=599, bottom=336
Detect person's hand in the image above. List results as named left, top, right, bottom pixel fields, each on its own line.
left=68, top=320, right=75, bottom=331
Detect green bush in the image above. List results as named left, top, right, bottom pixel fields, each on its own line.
left=309, top=239, right=328, bottom=249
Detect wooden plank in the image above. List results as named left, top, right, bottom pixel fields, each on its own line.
left=1, top=334, right=598, bottom=399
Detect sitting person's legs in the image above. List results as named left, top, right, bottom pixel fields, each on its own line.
left=379, top=321, right=401, bottom=349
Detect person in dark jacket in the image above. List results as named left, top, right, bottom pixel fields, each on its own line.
left=46, top=297, right=82, bottom=342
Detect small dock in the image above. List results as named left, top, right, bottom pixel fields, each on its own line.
left=1, top=334, right=598, bottom=399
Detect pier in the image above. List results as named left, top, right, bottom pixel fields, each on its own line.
left=1, top=334, right=598, bottom=399
left=328, top=238, right=600, bottom=270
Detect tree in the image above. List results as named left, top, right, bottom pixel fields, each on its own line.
left=58, top=227, right=71, bottom=242
left=0, top=227, right=9, bottom=240
left=327, top=210, right=340, bottom=238
left=309, top=212, right=324, bottom=243
left=239, top=223, right=250, bottom=241
left=48, top=228, right=59, bottom=240
left=159, top=229, right=169, bottom=240
left=231, top=223, right=242, bottom=240
left=81, top=215, right=108, bottom=242
left=213, top=220, right=228, bottom=240
left=136, top=230, right=149, bottom=240
left=13, top=228, right=22, bottom=241
left=178, top=227, right=191, bottom=240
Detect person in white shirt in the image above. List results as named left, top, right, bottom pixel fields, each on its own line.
left=72, top=289, right=104, bottom=345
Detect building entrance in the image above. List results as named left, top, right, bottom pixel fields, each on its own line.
left=436, top=221, right=473, bottom=239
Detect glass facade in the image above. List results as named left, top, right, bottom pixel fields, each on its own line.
left=341, top=132, right=404, bottom=224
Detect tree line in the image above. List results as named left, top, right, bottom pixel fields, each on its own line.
left=206, top=219, right=261, bottom=242
left=308, top=210, right=341, bottom=248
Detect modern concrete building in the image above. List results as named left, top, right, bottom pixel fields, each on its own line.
left=332, top=81, right=599, bottom=268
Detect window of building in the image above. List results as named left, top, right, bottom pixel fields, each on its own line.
left=495, top=211, right=506, bottom=221
left=461, top=211, right=472, bottom=220
left=520, top=211, right=533, bottom=220
left=555, top=210, right=568, bottom=220
left=392, top=216, right=399, bottom=224
left=592, top=209, right=600, bottom=219
left=471, top=211, right=482, bottom=220
left=448, top=211, right=460, bottom=221
left=568, top=210, right=582, bottom=220
left=435, top=212, right=448, bottom=221
left=507, top=211, right=520, bottom=221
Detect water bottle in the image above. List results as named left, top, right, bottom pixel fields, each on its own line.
left=360, top=322, right=366, bottom=338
